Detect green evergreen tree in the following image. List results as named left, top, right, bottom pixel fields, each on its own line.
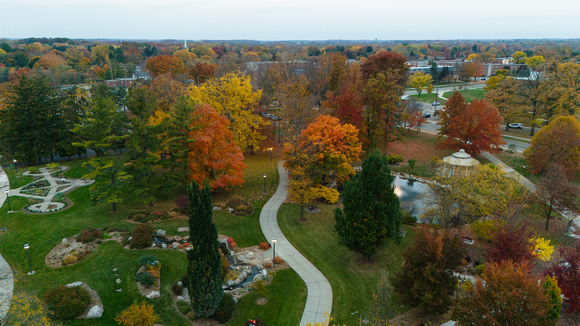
left=187, top=181, right=224, bottom=317
left=429, top=60, right=439, bottom=82
left=125, top=87, right=161, bottom=206
left=334, top=150, right=401, bottom=259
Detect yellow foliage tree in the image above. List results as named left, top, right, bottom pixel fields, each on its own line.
left=115, top=301, right=160, bottom=326
left=188, top=72, right=266, bottom=152
left=408, top=72, right=432, bottom=98
left=531, top=237, right=554, bottom=262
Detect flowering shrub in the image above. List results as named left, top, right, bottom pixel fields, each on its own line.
left=274, top=256, right=282, bottom=264
left=227, top=237, right=236, bottom=248
left=259, top=242, right=271, bottom=250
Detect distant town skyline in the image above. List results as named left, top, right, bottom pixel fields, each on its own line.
left=3, top=0, right=579, bottom=41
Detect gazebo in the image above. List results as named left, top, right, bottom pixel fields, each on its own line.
left=440, top=149, right=480, bottom=177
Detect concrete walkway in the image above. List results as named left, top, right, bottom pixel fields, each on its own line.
left=0, top=167, right=14, bottom=319
left=260, top=161, right=333, bottom=326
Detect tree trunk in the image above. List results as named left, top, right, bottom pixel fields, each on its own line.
left=112, top=202, right=117, bottom=213
left=545, top=205, right=553, bottom=231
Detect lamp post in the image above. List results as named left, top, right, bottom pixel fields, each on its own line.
left=263, top=174, right=267, bottom=195
left=272, top=237, right=277, bottom=267
left=267, top=147, right=274, bottom=163
left=61, top=177, right=65, bottom=185
left=5, top=189, right=11, bottom=213
left=24, top=244, right=35, bottom=275
left=351, top=311, right=369, bottom=326
left=13, top=159, right=17, bottom=177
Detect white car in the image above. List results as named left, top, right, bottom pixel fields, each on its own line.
left=508, top=123, right=524, bottom=129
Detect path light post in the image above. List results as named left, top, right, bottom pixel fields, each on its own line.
left=267, top=147, right=274, bottom=163
left=263, top=174, right=267, bottom=195
left=62, top=177, right=65, bottom=185
left=272, top=237, right=277, bottom=267
left=24, top=244, right=35, bottom=275
left=351, top=311, right=369, bottom=326
left=13, top=159, right=17, bottom=177
left=5, top=189, right=11, bottom=213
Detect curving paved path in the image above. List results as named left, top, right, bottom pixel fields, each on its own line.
left=0, top=167, right=14, bottom=319
left=260, top=161, right=333, bottom=326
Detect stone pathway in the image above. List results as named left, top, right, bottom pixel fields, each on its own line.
left=10, top=166, right=93, bottom=213
left=0, top=167, right=14, bottom=319
left=260, top=161, right=333, bottom=326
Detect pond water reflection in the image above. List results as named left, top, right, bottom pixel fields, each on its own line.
left=392, top=176, right=431, bottom=218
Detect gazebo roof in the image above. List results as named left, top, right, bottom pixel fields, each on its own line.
left=442, top=149, right=480, bottom=167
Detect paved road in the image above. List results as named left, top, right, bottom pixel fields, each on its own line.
left=260, top=161, right=333, bottom=326
left=0, top=168, right=14, bottom=319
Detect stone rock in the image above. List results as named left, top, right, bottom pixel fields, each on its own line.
left=161, top=243, right=167, bottom=249
left=128, top=237, right=133, bottom=241
left=156, top=229, right=166, bottom=236
left=177, top=227, right=189, bottom=232
left=247, top=252, right=254, bottom=259
left=239, top=271, right=248, bottom=281
left=62, top=238, right=68, bottom=244
left=261, top=269, right=268, bottom=277
left=264, top=258, right=273, bottom=265
left=65, top=281, right=82, bottom=287
left=253, top=274, right=263, bottom=282
left=177, top=295, right=184, bottom=301
left=213, top=206, right=220, bottom=210
left=151, top=243, right=156, bottom=247
left=86, top=305, right=103, bottom=318
left=113, top=268, right=118, bottom=272
left=116, top=288, right=122, bottom=292
left=146, top=291, right=160, bottom=299
left=116, top=278, right=121, bottom=284
left=227, top=280, right=235, bottom=287
left=177, top=281, right=183, bottom=287
left=174, top=236, right=182, bottom=241
left=172, top=242, right=179, bottom=249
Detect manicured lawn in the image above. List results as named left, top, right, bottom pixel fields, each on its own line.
left=409, top=93, right=442, bottom=104
left=442, top=89, right=485, bottom=103
left=0, top=150, right=300, bottom=325
left=278, top=203, right=415, bottom=325
left=4, top=167, right=34, bottom=189
left=227, top=268, right=306, bottom=325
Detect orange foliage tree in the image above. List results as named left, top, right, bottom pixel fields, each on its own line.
left=189, top=62, right=217, bottom=84
left=145, top=54, right=186, bottom=77
left=284, top=115, right=362, bottom=218
left=438, top=93, right=504, bottom=156
left=188, top=104, right=246, bottom=190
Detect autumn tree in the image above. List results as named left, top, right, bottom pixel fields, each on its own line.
left=188, top=71, right=266, bottom=153
left=485, top=77, right=522, bottom=130
left=452, top=261, right=556, bottom=326
left=408, top=72, right=432, bottom=98
left=391, top=226, right=466, bottom=314
left=524, top=115, right=580, bottom=175
left=188, top=104, right=246, bottom=190
left=189, top=62, right=217, bottom=84
left=284, top=115, right=361, bottom=219
left=334, top=150, right=400, bottom=258
left=276, top=74, right=318, bottom=145
left=322, top=70, right=364, bottom=130
left=534, top=163, right=579, bottom=230
left=438, top=94, right=504, bottom=156
left=361, top=51, right=409, bottom=149
left=486, top=225, right=535, bottom=264
left=115, top=301, right=160, bottom=326
left=187, top=181, right=224, bottom=317
left=145, top=54, right=186, bottom=77
left=541, top=62, right=580, bottom=118
left=548, top=247, right=580, bottom=313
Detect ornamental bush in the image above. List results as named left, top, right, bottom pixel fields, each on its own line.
left=130, top=223, right=153, bottom=249
left=136, top=272, right=155, bottom=287
left=212, top=293, right=236, bottom=323
left=42, top=285, right=91, bottom=320
left=115, top=301, right=159, bottom=326
left=139, top=254, right=158, bottom=267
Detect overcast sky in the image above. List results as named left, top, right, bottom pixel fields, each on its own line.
left=2, top=0, right=579, bottom=41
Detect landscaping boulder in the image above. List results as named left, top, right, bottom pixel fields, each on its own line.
left=86, top=305, right=103, bottom=318
left=65, top=281, right=83, bottom=287
left=156, top=229, right=166, bottom=236
left=146, top=291, right=160, bottom=299
left=177, top=227, right=189, bottom=232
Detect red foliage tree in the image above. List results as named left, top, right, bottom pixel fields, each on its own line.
left=322, top=73, right=364, bottom=130
left=187, top=104, right=246, bottom=190
left=361, top=51, right=409, bottom=84
left=547, top=247, right=580, bottom=312
left=189, top=62, right=217, bottom=84
left=486, top=225, right=535, bottom=264
left=438, top=95, right=504, bottom=156
left=145, top=54, right=186, bottom=77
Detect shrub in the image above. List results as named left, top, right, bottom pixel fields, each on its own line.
left=475, top=264, right=485, bottom=275
left=62, top=253, right=78, bottom=265
left=29, top=166, right=40, bottom=174
left=252, top=279, right=269, bottom=297
left=78, top=228, right=101, bottom=243
left=245, top=319, right=267, bottom=326
left=181, top=274, right=189, bottom=288
left=139, top=254, right=158, bottom=267
left=407, top=158, right=416, bottom=169
left=221, top=253, right=230, bottom=279
left=43, top=285, right=91, bottom=320
left=175, top=195, right=188, bottom=213
left=186, top=311, right=196, bottom=320
left=227, top=237, right=236, bottom=248
left=130, top=224, right=153, bottom=249
left=115, top=301, right=159, bottom=326
left=136, top=272, right=155, bottom=286
left=146, top=264, right=161, bottom=278
left=46, top=162, right=60, bottom=172
left=386, top=154, right=404, bottom=164
left=310, top=185, right=340, bottom=204
left=264, top=262, right=272, bottom=268
left=259, top=242, right=271, bottom=250
left=212, top=293, right=236, bottom=323
left=172, top=283, right=184, bottom=296
left=176, top=300, right=191, bottom=315
left=274, top=256, right=282, bottom=264
left=401, top=209, right=417, bottom=225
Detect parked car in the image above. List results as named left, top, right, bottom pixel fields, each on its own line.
left=508, top=123, right=524, bottom=129
left=431, top=101, right=440, bottom=106
left=423, top=113, right=431, bottom=118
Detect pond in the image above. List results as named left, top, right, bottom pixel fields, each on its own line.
left=392, top=176, right=431, bottom=218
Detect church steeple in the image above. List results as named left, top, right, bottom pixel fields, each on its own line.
left=184, top=40, right=188, bottom=49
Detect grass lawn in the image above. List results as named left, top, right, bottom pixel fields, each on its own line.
left=386, top=132, right=455, bottom=178
left=226, top=268, right=306, bottom=325
left=442, top=89, right=485, bottom=103
left=0, top=150, right=304, bottom=325
left=409, top=93, right=442, bottom=104
left=278, top=203, right=415, bottom=325
left=502, top=129, right=533, bottom=141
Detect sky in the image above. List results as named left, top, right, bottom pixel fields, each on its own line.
left=2, top=0, right=580, bottom=41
